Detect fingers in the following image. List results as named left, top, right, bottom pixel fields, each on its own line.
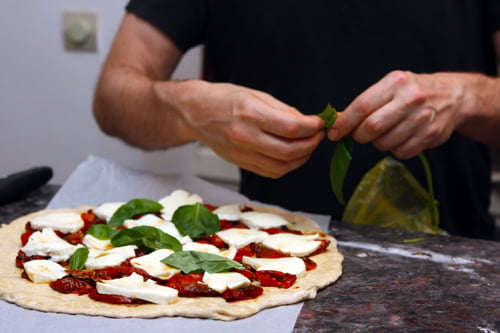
left=245, top=90, right=325, bottom=139
left=327, top=71, right=458, bottom=159
left=198, top=85, right=326, bottom=178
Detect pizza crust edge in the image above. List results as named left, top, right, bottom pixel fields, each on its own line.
left=0, top=206, right=343, bottom=321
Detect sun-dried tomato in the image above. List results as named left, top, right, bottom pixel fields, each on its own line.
left=94, top=265, right=151, bottom=280
left=66, top=269, right=97, bottom=280
left=251, top=243, right=288, bottom=258
left=261, top=227, right=302, bottom=235
left=233, top=244, right=256, bottom=263
left=81, top=210, right=106, bottom=234
left=165, top=273, right=218, bottom=297
left=203, top=204, right=218, bottom=211
left=221, top=284, right=263, bottom=302
left=233, top=268, right=255, bottom=281
left=302, top=257, right=317, bottom=271
left=50, top=276, right=94, bottom=295
left=20, top=231, right=35, bottom=246
left=63, top=231, right=85, bottom=245
left=255, top=270, right=296, bottom=289
left=15, top=250, right=47, bottom=268
left=81, top=210, right=96, bottom=223
left=309, top=239, right=330, bottom=256
left=20, top=222, right=37, bottom=246
left=219, top=220, right=248, bottom=230
left=88, top=289, right=148, bottom=305
left=198, top=234, right=227, bottom=249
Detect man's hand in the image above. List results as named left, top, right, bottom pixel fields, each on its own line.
left=327, top=70, right=500, bottom=157
left=155, top=80, right=325, bottom=178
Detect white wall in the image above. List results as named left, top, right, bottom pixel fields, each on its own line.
left=0, top=0, right=202, bottom=184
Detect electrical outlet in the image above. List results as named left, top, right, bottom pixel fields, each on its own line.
left=63, top=11, right=98, bottom=52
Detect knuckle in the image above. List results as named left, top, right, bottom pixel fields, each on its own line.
left=373, top=138, right=392, bottom=151
left=364, top=116, right=385, bottom=135
left=353, top=98, right=373, bottom=118
left=403, top=86, right=426, bottom=108
left=388, top=70, right=412, bottom=86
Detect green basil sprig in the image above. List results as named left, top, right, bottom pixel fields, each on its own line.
left=319, top=103, right=439, bottom=219
left=161, top=251, right=244, bottom=274
left=110, top=225, right=182, bottom=252
left=108, top=198, right=163, bottom=227
left=86, top=224, right=113, bottom=240
left=318, top=103, right=338, bottom=129
left=319, top=104, right=353, bottom=205
left=172, top=203, right=220, bottom=239
left=69, top=247, right=89, bottom=270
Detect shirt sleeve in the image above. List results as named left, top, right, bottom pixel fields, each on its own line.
left=487, top=0, right=500, bottom=33
left=126, top=0, right=206, bottom=52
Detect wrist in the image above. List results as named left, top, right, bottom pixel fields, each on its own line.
left=152, top=79, right=209, bottom=143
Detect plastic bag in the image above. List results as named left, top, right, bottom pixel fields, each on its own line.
left=342, top=157, right=445, bottom=235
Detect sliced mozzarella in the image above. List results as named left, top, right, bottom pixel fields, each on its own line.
left=123, top=213, right=164, bottom=228
left=23, top=259, right=67, bottom=283
left=240, top=211, right=289, bottom=229
left=96, top=273, right=178, bottom=305
left=262, top=233, right=322, bottom=257
left=158, top=189, right=203, bottom=220
left=219, top=247, right=238, bottom=260
left=213, top=204, right=242, bottom=221
left=155, top=222, right=193, bottom=244
left=123, top=214, right=192, bottom=244
left=130, top=249, right=180, bottom=280
left=202, top=272, right=250, bottom=293
left=82, top=234, right=112, bottom=250
left=242, top=256, right=306, bottom=278
left=30, top=212, right=84, bottom=234
left=182, top=242, right=220, bottom=254
left=216, top=228, right=268, bottom=248
left=93, top=202, right=125, bottom=221
left=21, top=228, right=80, bottom=262
left=85, top=245, right=137, bottom=269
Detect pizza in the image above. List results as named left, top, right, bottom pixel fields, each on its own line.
left=0, top=189, right=343, bottom=321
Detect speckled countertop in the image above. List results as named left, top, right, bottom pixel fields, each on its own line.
left=1, top=185, right=499, bottom=333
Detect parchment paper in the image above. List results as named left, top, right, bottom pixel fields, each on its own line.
left=0, top=155, right=330, bottom=333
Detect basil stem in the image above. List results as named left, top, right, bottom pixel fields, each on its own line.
left=417, top=153, right=439, bottom=228
left=69, top=247, right=89, bottom=270
left=108, top=198, right=163, bottom=227
left=319, top=103, right=352, bottom=205
left=318, top=103, right=338, bottom=129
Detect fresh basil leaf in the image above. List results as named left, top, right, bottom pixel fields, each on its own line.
left=110, top=225, right=182, bottom=252
left=330, top=134, right=354, bottom=205
left=86, top=224, right=113, bottom=240
left=108, top=198, right=163, bottom=227
left=417, top=153, right=439, bottom=228
left=161, top=251, right=244, bottom=274
left=318, top=103, right=338, bottom=129
left=171, top=203, right=220, bottom=239
left=69, top=247, right=89, bottom=270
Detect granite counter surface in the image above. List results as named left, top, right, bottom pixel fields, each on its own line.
left=1, top=185, right=498, bottom=333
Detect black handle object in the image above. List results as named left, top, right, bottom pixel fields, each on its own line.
left=0, top=166, right=53, bottom=206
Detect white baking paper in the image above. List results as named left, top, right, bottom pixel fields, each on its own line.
left=1, top=155, right=330, bottom=333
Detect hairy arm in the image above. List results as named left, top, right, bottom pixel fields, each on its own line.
left=93, top=14, right=324, bottom=178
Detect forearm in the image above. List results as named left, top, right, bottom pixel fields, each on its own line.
left=456, top=73, right=500, bottom=148
left=93, top=64, right=194, bottom=150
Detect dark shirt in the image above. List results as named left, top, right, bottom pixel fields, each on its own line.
left=126, top=0, right=500, bottom=240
